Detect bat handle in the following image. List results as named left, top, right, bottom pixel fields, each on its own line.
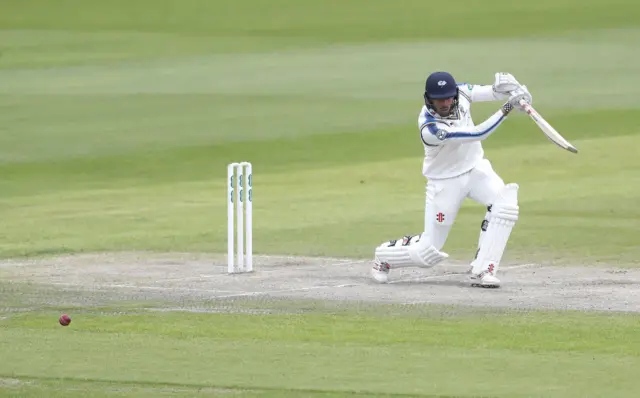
left=518, top=98, right=533, bottom=115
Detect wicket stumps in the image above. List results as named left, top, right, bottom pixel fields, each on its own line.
left=227, top=162, right=253, bottom=273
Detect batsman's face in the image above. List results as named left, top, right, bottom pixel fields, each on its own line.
left=432, top=97, right=454, bottom=116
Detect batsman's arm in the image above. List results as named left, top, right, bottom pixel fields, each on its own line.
left=419, top=106, right=511, bottom=146
left=461, top=72, right=524, bottom=102
left=459, top=84, right=509, bottom=102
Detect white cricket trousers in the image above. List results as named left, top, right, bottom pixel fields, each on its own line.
left=424, top=158, right=505, bottom=251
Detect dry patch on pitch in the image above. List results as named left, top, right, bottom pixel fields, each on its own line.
left=0, top=378, right=29, bottom=387
left=1, top=252, right=640, bottom=313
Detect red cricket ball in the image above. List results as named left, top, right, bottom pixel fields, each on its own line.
left=59, top=314, right=71, bottom=326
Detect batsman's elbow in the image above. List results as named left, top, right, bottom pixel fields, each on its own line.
left=420, top=125, right=447, bottom=146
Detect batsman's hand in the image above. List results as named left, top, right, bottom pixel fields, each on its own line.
left=493, top=72, right=522, bottom=95
left=508, top=85, right=532, bottom=109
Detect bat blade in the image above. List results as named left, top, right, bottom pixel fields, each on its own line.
left=519, top=99, right=578, bottom=154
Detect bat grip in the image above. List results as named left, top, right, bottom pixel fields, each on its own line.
left=518, top=98, right=533, bottom=114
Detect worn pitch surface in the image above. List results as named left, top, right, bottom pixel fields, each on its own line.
left=2, top=252, right=638, bottom=314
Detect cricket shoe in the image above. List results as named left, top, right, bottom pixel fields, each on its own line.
left=470, top=270, right=501, bottom=288
left=371, top=258, right=390, bottom=284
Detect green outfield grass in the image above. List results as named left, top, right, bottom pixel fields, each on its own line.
left=2, top=308, right=640, bottom=397
left=2, top=0, right=640, bottom=397
left=1, top=0, right=639, bottom=263
left=1, top=122, right=639, bottom=263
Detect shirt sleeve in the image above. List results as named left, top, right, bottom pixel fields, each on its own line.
left=419, top=110, right=507, bottom=146
left=459, top=84, right=509, bottom=102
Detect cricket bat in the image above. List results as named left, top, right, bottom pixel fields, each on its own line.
left=519, top=99, right=578, bottom=154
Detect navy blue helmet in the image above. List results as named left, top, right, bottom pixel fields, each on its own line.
left=423, top=71, right=459, bottom=117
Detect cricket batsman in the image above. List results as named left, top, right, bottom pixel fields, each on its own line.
left=371, top=72, right=532, bottom=288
